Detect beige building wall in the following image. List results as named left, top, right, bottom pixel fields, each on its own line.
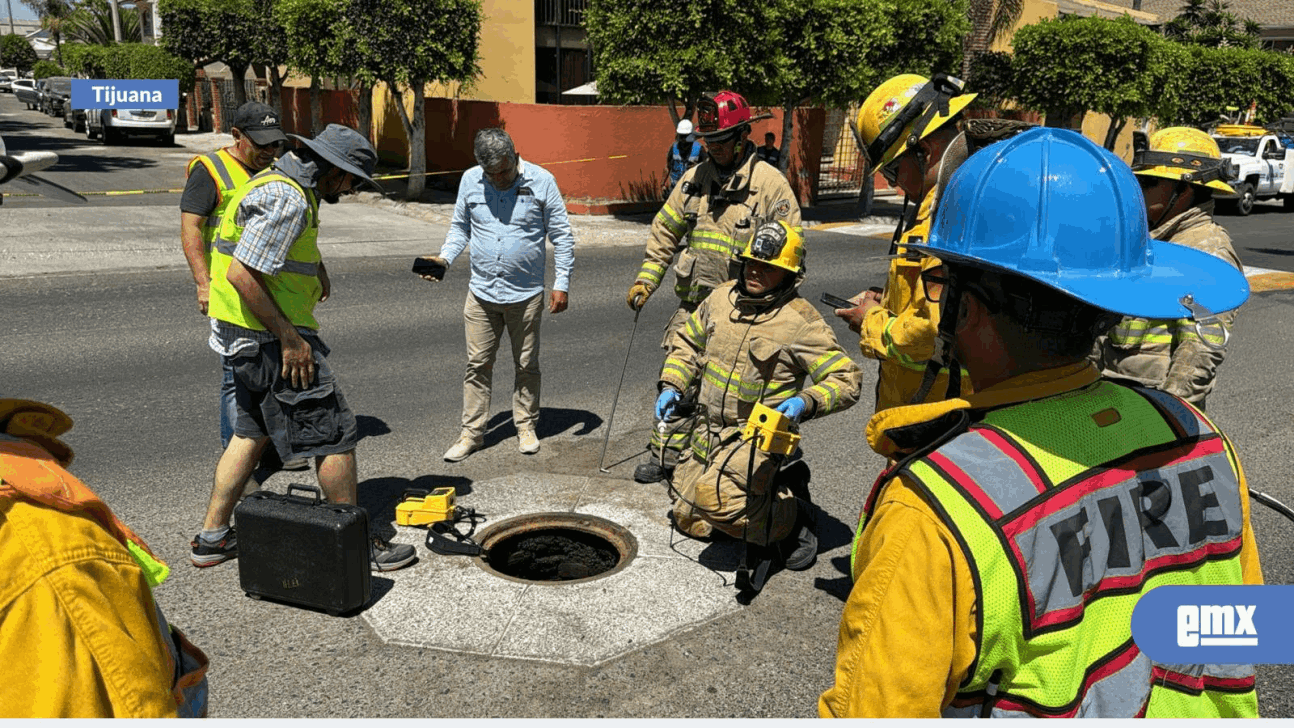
left=426, top=0, right=535, bottom=104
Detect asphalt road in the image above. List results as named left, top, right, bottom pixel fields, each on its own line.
left=4, top=225, right=1294, bottom=716
left=4, top=87, right=1294, bottom=717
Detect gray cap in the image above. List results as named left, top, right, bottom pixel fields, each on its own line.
left=289, top=124, right=383, bottom=192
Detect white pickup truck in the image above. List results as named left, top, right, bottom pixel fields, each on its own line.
left=1211, top=125, right=1294, bottom=215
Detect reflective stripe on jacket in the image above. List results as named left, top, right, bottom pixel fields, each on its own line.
left=637, top=143, right=802, bottom=305
left=660, top=280, right=861, bottom=462
left=852, top=381, right=1256, bottom=718
left=1094, top=206, right=1242, bottom=407
left=186, top=148, right=253, bottom=265
left=858, top=189, right=970, bottom=412
left=207, top=170, right=322, bottom=331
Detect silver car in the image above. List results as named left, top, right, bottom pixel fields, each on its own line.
left=85, top=106, right=177, bottom=146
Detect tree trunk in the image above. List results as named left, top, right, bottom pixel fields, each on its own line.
left=391, top=81, right=426, bottom=200
left=1044, top=106, right=1084, bottom=131
left=1103, top=115, right=1126, bottom=151
left=354, top=80, right=373, bottom=145
left=268, top=65, right=283, bottom=113
left=229, top=63, right=248, bottom=108
left=309, top=75, right=323, bottom=136
left=779, top=102, right=795, bottom=175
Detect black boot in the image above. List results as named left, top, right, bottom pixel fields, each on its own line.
left=781, top=498, right=818, bottom=572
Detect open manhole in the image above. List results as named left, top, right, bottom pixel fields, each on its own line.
left=474, top=513, right=638, bottom=585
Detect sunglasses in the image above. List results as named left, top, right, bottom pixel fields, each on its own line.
left=920, top=264, right=949, bottom=303
left=879, top=159, right=901, bottom=186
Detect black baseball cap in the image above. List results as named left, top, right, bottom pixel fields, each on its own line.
left=232, top=102, right=288, bottom=146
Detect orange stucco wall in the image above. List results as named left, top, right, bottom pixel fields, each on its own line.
left=280, top=86, right=825, bottom=210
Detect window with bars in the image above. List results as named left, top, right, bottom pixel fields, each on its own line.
left=536, top=0, right=587, bottom=27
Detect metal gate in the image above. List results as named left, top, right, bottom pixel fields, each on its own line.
left=818, top=105, right=866, bottom=200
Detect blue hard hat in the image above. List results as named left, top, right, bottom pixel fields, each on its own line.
left=906, top=127, right=1248, bottom=320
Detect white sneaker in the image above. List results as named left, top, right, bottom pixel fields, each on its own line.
left=443, top=436, right=482, bottom=462
left=518, top=428, right=540, bottom=454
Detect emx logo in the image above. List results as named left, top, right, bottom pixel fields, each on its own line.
left=1134, top=585, right=1294, bottom=664
left=1177, top=604, right=1257, bottom=647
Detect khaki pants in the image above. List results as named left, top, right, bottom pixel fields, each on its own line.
left=671, top=436, right=798, bottom=545
left=461, top=291, right=544, bottom=439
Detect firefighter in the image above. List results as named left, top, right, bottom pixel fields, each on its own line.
left=627, top=90, right=803, bottom=484
left=661, top=221, right=861, bottom=591
left=1093, top=127, right=1244, bottom=409
left=833, top=73, right=977, bottom=412
left=821, top=128, right=1260, bottom=717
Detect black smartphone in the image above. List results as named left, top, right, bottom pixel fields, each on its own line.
left=412, top=257, right=446, bottom=281
left=820, top=292, right=855, bottom=310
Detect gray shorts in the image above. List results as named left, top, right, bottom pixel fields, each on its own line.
left=226, top=334, right=358, bottom=461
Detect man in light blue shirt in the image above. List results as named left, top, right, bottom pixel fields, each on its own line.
left=422, top=128, right=575, bottom=461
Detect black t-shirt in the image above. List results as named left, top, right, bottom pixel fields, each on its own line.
left=180, top=153, right=254, bottom=216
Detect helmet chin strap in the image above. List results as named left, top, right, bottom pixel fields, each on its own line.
left=910, top=283, right=963, bottom=404
left=1151, top=180, right=1191, bottom=231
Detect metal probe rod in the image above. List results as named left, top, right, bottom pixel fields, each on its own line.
left=598, top=309, right=641, bottom=473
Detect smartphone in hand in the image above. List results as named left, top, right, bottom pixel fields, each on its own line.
left=412, top=257, right=447, bottom=281
left=820, top=292, right=855, bottom=310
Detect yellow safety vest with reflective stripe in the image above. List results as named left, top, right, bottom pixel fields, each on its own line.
left=207, top=171, right=322, bottom=331
left=186, top=149, right=253, bottom=266
left=853, top=381, right=1256, bottom=718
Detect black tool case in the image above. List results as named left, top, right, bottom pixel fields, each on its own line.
left=234, top=484, right=372, bottom=615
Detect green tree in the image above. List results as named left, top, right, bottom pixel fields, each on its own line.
left=586, top=0, right=772, bottom=128
left=346, top=0, right=481, bottom=199
left=20, top=0, right=73, bottom=66
left=1012, top=15, right=1163, bottom=148
left=64, top=0, right=142, bottom=45
left=881, top=0, right=969, bottom=80
left=247, top=0, right=288, bottom=112
left=966, top=49, right=1015, bottom=111
left=31, top=59, right=64, bottom=78
left=158, top=0, right=259, bottom=107
left=1164, top=0, right=1260, bottom=50
left=0, top=34, right=39, bottom=72
left=755, top=0, right=896, bottom=172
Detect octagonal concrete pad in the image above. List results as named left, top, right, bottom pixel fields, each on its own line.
left=363, top=473, right=746, bottom=666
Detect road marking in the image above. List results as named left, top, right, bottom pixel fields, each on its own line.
left=811, top=222, right=892, bottom=237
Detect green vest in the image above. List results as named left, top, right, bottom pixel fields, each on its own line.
left=207, top=170, right=322, bottom=331
left=853, top=382, right=1256, bottom=718
left=186, top=148, right=253, bottom=266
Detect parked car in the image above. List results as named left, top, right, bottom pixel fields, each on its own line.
left=85, top=106, right=176, bottom=146
left=13, top=78, right=39, bottom=109
left=40, top=76, right=71, bottom=118
left=0, top=69, right=17, bottom=92
left=1212, top=124, right=1294, bottom=215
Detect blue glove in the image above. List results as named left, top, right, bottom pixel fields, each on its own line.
left=655, top=389, right=681, bottom=421
left=776, top=396, right=807, bottom=423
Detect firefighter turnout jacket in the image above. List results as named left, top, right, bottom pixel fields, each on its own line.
left=635, top=142, right=802, bottom=311
left=858, top=189, right=969, bottom=413
left=1093, top=206, right=1243, bottom=408
left=662, top=278, right=862, bottom=541
left=820, top=362, right=1262, bottom=718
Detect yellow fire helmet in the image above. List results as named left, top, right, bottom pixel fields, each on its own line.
left=740, top=220, right=804, bottom=274
left=1131, top=127, right=1235, bottom=194
left=856, top=73, right=977, bottom=167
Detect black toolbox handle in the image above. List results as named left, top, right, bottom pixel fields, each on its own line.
left=286, top=483, right=324, bottom=504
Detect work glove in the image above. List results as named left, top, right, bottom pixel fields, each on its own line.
left=627, top=280, right=654, bottom=311
left=775, top=396, right=808, bottom=423
left=655, top=388, right=681, bottom=421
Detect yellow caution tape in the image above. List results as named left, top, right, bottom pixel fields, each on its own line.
left=1, top=154, right=636, bottom=195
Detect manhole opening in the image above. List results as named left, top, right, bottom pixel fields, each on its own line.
left=475, top=513, right=638, bottom=585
